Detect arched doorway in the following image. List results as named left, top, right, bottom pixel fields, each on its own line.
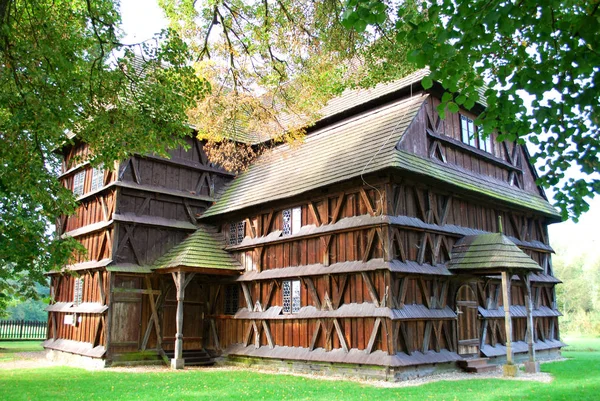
left=456, top=284, right=479, bottom=356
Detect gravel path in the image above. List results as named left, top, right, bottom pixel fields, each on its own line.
left=0, top=350, right=54, bottom=370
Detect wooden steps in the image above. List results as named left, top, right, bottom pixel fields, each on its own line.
left=164, top=349, right=215, bottom=367
left=457, top=358, right=497, bottom=373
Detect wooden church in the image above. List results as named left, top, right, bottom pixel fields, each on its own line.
left=44, top=70, right=564, bottom=379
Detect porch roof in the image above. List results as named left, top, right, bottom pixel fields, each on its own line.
left=448, top=232, right=543, bottom=273
left=152, top=224, right=242, bottom=272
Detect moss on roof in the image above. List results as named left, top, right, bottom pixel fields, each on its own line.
left=448, top=233, right=543, bottom=272
left=153, top=225, right=242, bottom=271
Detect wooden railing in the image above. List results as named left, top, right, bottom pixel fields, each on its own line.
left=0, top=320, right=47, bottom=340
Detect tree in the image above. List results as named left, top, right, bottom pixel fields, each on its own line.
left=342, top=0, right=600, bottom=221
left=159, top=0, right=415, bottom=170
left=0, top=0, right=207, bottom=308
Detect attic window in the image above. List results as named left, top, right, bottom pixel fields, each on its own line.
left=229, top=221, right=245, bottom=245
left=73, top=171, right=85, bottom=196
left=73, top=277, right=84, bottom=306
left=282, top=207, right=302, bottom=236
left=460, top=115, right=492, bottom=154
left=282, top=280, right=301, bottom=314
left=224, top=284, right=239, bottom=315
left=90, top=165, right=104, bottom=192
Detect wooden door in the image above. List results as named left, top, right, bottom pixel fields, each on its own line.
left=110, top=275, right=143, bottom=352
left=456, top=284, right=479, bottom=356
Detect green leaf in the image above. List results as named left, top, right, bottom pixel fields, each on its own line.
left=447, top=102, right=459, bottom=113
left=421, top=76, right=433, bottom=89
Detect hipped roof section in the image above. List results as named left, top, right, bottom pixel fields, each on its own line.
left=152, top=224, right=242, bottom=272
left=448, top=233, right=543, bottom=273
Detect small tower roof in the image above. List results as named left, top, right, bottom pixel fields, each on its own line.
left=153, top=225, right=242, bottom=273
left=448, top=232, right=542, bottom=273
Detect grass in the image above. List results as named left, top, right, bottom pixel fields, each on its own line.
left=0, top=338, right=598, bottom=401
left=0, top=341, right=44, bottom=362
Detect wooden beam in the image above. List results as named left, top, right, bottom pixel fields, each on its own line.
left=418, top=278, right=431, bottom=309
left=309, top=320, right=322, bottom=351
left=303, top=277, right=321, bottom=310
left=359, top=188, right=376, bottom=216
left=361, top=272, right=380, bottom=307
left=362, top=228, right=377, bottom=263
left=398, top=277, right=408, bottom=308
left=520, top=273, right=536, bottom=363
left=330, top=193, right=345, bottom=224
left=422, top=321, right=432, bottom=353
left=308, top=202, right=322, bottom=227
left=332, top=318, right=349, bottom=353
left=333, top=274, right=348, bottom=309
left=365, top=318, right=381, bottom=354
left=262, top=280, right=275, bottom=311
left=210, top=319, right=220, bottom=350
left=144, top=276, right=162, bottom=351
left=501, top=271, right=514, bottom=364
left=173, top=271, right=185, bottom=368
left=243, top=323, right=253, bottom=347
left=263, top=211, right=274, bottom=236
left=112, top=288, right=160, bottom=295
left=245, top=218, right=256, bottom=239
left=400, top=322, right=412, bottom=355
left=262, top=321, right=274, bottom=349
left=241, top=282, right=253, bottom=311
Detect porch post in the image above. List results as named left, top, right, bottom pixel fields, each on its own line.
left=501, top=270, right=517, bottom=376
left=522, top=273, right=540, bottom=373
left=172, top=271, right=186, bottom=369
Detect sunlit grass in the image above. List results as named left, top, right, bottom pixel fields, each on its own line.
left=0, top=337, right=598, bottom=400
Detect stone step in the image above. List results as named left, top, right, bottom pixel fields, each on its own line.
left=108, top=359, right=165, bottom=367
left=457, top=358, right=491, bottom=368
left=463, top=364, right=497, bottom=374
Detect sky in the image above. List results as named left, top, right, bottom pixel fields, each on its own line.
left=118, top=0, right=599, bottom=262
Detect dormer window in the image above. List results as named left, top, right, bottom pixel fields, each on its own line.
left=229, top=221, right=245, bottom=245
left=282, top=207, right=302, bottom=236
left=460, top=115, right=492, bottom=154
left=73, top=171, right=85, bottom=196
left=90, top=165, right=104, bottom=192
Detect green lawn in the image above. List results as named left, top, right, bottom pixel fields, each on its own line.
left=0, top=338, right=598, bottom=401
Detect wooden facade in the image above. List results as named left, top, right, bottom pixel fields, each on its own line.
left=46, top=70, right=564, bottom=378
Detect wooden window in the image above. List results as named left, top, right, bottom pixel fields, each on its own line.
left=282, top=279, right=301, bottom=313
left=72, top=171, right=85, bottom=196
left=282, top=207, right=302, bottom=236
left=90, top=165, right=104, bottom=192
left=461, top=114, right=493, bottom=154
left=229, top=221, right=245, bottom=245
left=224, top=285, right=239, bottom=315
left=460, top=115, right=477, bottom=147
left=73, top=277, right=84, bottom=306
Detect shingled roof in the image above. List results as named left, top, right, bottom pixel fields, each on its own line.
left=152, top=225, right=242, bottom=272
left=201, top=86, right=559, bottom=219
left=202, top=93, right=427, bottom=217
left=447, top=233, right=543, bottom=273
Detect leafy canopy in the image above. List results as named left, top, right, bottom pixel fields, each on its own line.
left=0, top=0, right=207, bottom=304
left=343, top=0, right=600, bottom=220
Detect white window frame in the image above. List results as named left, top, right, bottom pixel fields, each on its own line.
left=282, top=279, right=301, bottom=314
left=73, top=171, right=85, bottom=196
left=283, top=207, right=302, bottom=236
left=460, top=115, right=477, bottom=148
left=90, top=165, right=104, bottom=192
